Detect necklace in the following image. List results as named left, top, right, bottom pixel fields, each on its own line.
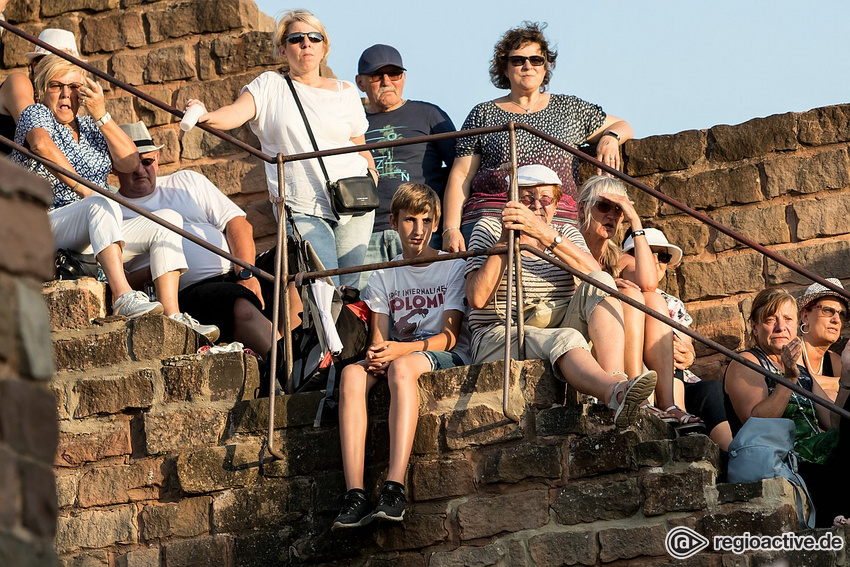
left=507, top=97, right=539, bottom=113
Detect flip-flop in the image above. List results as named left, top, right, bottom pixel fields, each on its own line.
left=610, top=370, right=657, bottom=427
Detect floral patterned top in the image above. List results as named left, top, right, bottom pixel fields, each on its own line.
left=12, top=104, right=111, bottom=210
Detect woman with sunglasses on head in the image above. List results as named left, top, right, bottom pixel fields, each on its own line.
left=442, top=21, right=632, bottom=254
left=466, top=165, right=656, bottom=428
left=798, top=279, right=849, bottom=402
left=10, top=56, right=200, bottom=322
left=724, top=286, right=850, bottom=527
left=184, top=9, right=377, bottom=289
left=577, top=175, right=702, bottom=431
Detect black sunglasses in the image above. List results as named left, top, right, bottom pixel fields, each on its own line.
left=506, top=55, right=546, bottom=67
left=285, top=32, right=324, bottom=45
left=140, top=157, right=156, bottom=166
left=594, top=200, right=623, bottom=215
left=654, top=250, right=673, bottom=264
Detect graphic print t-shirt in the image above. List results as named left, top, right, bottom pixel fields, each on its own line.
left=363, top=253, right=470, bottom=363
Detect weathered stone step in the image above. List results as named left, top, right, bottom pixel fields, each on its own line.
left=52, top=313, right=211, bottom=372
left=43, top=278, right=106, bottom=332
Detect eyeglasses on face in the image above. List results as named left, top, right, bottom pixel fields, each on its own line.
left=140, top=157, right=157, bottom=167
left=285, top=31, right=324, bottom=45
left=594, top=200, right=623, bottom=215
left=47, top=81, right=82, bottom=94
left=506, top=55, right=546, bottom=67
left=653, top=250, right=673, bottom=264
left=812, top=304, right=849, bottom=322
left=366, top=71, right=404, bottom=83
left=519, top=194, right=556, bottom=208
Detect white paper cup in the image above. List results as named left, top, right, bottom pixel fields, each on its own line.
left=180, top=105, right=204, bottom=132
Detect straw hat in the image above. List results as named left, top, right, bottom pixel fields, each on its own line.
left=25, top=29, right=80, bottom=63
left=797, top=278, right=849, bottom=312
left=119, top=121, right=164, bottom=154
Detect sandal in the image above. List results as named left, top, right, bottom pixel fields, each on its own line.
left=608, top=370, right=657, bottom=427
left=663, top=405, right=705, bottom=433
left=641, top=403, right=679, bottom=424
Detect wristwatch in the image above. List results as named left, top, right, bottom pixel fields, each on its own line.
left=603, top=130, right=621, bottom=142
left=237, top=268, right=254, bottom=280
left=94, top=112, right=112, bottom=128
left=547, top=234, right=563, bottom=252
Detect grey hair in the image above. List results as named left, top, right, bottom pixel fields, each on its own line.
left=577, top=175, right=629, bottom=233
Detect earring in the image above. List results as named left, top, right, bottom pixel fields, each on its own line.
left=800, top=321, right=809, bottom=335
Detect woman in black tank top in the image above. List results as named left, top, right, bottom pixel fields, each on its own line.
left=798, top=278, right=848, bottom=402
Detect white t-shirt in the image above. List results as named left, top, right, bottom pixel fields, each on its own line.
left=120, top=170, right=245, bottom=289
left=243, top=71, right=369, bottom=220
left=363, top=253, right=471, bottom=364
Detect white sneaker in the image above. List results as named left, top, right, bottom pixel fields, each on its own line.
left=170, top=312, right=220, bottom=342
left=113, top=290, right=164, bottom=318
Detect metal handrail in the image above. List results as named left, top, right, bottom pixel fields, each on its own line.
left=2, top=18, right=845, bottom=447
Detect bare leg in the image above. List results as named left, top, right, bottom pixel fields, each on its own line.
left=385, top=353, right=432, bottom=485
left=97, top=243, right=132, bottom=299
left=709, top=422, right=733, bottom=452
left=232, top=298, right=277, bottom=354
left=338, top=362, right=379, bottom=491
left=557, top=347, right=621, bottom=403
left=642, top=291, right=675, bottom=409
left=587, top=296, right=627, bottom=375
left=619, top=287, right=647, bottom=379
left=153, top=270, right=181, bottom=316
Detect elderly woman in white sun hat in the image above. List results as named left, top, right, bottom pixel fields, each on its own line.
left=798, top=278, right=849, bottom=402
left=623, top=227, right=730, bottom=447
left=465, top=164, right=656, bottom=427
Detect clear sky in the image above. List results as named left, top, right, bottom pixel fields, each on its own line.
left=253, top=0, right=849, bottom=138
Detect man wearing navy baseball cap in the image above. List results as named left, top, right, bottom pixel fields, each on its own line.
left=355, top=44, right=456, bottom=288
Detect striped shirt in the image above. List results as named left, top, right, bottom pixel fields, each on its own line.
left=464, top=216, right=590, bottom=345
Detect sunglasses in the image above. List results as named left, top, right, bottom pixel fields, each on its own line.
left=594, top=200, right=623, bottom=215
left=285, top=32, right=324, bottom=45
left=653, top=250, right=673, bottom=264
left=366, top=71, right=404, bottom=83
left=47, top=81, right=82, bottom=93
left=506, top=55, right=546, bottom=67
left=812, top=304, right=849, bottom=322
left=519, top=194, right=556, bottom=207
left=140, top=157, right=156, bottom=166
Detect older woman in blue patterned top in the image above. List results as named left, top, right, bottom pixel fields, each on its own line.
left=13, top=55, right=181, bottom=320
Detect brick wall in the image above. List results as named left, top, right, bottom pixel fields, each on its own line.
left=0, top=161, right=60, bottom=565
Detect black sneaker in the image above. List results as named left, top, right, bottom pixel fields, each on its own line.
left=331, top=489, right=371, bottom=531
left=370, top=481, right=406, bottom=523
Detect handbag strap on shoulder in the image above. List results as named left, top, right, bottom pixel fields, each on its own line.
left=284, top=75, right=331, bottom=184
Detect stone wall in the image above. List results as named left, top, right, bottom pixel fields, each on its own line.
left=38, top=280, right=850, bottom=565
left=621, top=106, right=850, bottom=379
left=0, top=160, right=60, bottom=565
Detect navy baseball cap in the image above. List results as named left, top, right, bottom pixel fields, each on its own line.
left=358, top=44, right=406, bottom=75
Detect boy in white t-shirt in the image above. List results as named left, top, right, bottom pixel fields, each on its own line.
left=332, top=182, right=469, bottom=531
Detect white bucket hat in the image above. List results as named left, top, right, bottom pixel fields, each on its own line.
left=508, top=164, right=562, bottom=187
left=622, top=227, right=683, bottom=268
left=25, top=29, right=80, bottom=63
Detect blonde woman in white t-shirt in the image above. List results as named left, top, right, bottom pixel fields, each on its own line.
left=185, top=10, right=378, bottom=289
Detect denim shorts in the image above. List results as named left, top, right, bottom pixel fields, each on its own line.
left=419, top=350, right=464, bottom=371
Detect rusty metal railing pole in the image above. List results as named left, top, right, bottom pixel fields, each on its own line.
left=266, top=154, right=291, bottom=460
left=501, top=122, right=520, bottom=422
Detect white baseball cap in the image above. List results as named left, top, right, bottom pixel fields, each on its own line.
left=507, top=164, right=562, bottom=187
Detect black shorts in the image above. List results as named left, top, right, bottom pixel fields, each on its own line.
left=178, top=274, right=263, bottom=343
left=681, top=376, right=727, bottom=433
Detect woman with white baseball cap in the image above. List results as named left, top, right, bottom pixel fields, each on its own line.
left=0, top=28, right=81, bottom=155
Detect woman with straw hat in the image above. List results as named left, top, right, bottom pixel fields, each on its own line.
left=798, top=278, right=849, bottom=402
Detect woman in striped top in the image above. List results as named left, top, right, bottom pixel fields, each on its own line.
left=464, top=164, right=655, bottom=427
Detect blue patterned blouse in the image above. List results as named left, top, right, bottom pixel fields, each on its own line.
left=12, top=104, right=111, bottom=210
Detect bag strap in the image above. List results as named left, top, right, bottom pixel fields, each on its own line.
left=284, top=75, right=331, bottom=184
left=786, top=452, right=817, bottom=529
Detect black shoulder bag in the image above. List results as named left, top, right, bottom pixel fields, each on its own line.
left=284, top=75, right=379, bottom=219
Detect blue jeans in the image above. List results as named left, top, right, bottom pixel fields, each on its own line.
left=287, top=211, right=374, bottom=289
left=419, top=350, right=464, bottom=371
left=358, top=229, right=403, bottom=290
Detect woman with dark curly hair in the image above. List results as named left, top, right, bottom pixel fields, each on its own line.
left=442, top=21, right=633, bottom=253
